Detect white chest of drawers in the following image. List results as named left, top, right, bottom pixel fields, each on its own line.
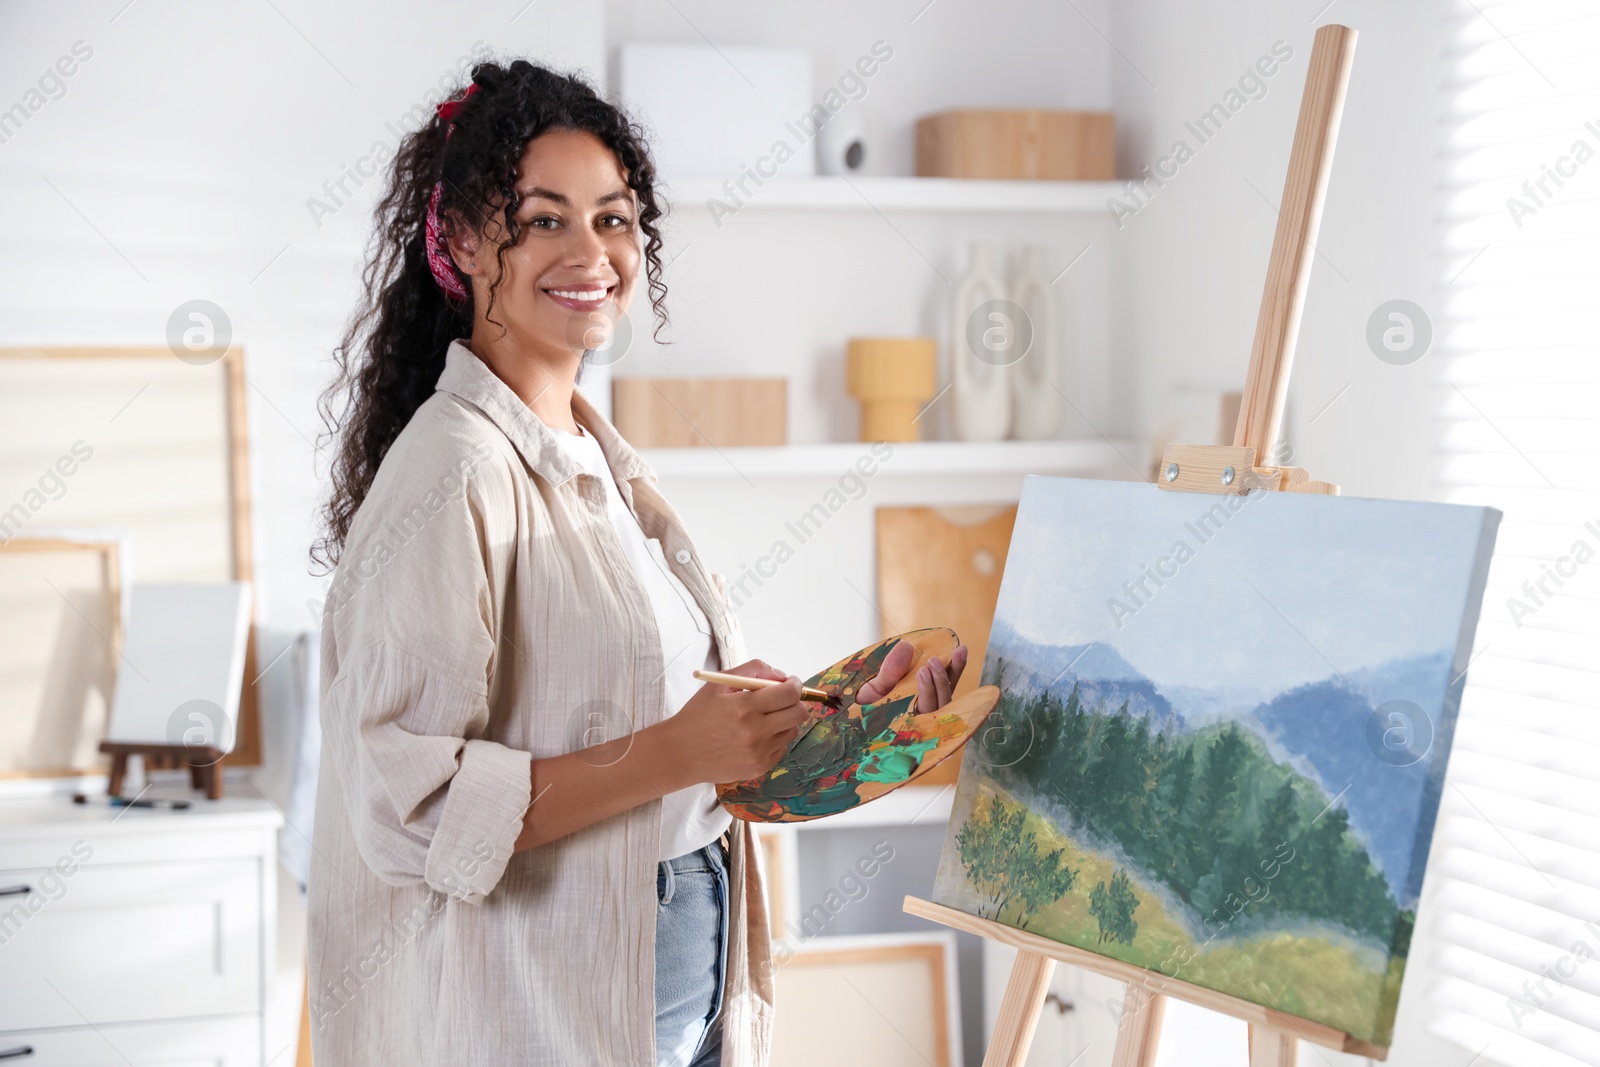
left=0, top=795, right=282, bottom=1066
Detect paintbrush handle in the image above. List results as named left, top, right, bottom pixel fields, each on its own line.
left=692, top=669, right=831, bottom=703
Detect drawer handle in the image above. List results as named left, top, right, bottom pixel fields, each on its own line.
left=0, top=1046, right=34, bottom=1059
left=0, top=885, right=29, bottom=898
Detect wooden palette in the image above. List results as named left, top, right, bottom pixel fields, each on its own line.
left=717, top=628, right=999, bottom=823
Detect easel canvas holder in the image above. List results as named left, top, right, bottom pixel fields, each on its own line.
left=905, top=25, right=1367, bottom=1067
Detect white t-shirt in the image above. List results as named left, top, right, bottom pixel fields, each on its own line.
left=552, top=425, right=732, bottom=861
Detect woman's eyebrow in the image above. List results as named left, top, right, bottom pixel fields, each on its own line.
left=520, top=187, right=632, bottom=207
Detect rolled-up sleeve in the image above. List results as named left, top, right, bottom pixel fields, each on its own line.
left=322, top=644, right=531, bottom=903
left=318, top=435, right=531, bottom=904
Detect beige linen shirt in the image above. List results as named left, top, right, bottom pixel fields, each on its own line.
left=306, top=340, right=775, bottom=1066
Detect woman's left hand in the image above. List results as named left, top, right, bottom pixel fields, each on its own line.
left=855, top=640, right=968, bottom=714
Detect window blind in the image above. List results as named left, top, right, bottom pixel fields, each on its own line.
left=1426, top=2, right=1600, bottom=1065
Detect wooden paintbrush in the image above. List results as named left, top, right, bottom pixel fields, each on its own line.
left=692, top=669, right=835, bottom=704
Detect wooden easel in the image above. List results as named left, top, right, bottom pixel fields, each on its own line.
left=101, top=741, right=225, bottom=800
left=905, top=24, right=1369, bottom=1067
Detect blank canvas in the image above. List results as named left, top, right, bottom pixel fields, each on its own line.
left=106, top=582, right=252, bottom=751
left=0, top=539, right=121, bottom=774
left=771, top=934, right=959, bottom=1067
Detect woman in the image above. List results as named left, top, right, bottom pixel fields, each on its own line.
left=306, top=59, right=966, bottom=1067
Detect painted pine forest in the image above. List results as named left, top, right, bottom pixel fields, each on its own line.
left=937, top=665, right=1415, bottom=1044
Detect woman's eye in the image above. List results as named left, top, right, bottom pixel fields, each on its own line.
left=528, top=215, right=561, bottom=230
left=600, top=213, right=633, bottom=230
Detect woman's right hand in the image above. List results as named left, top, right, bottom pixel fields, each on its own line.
left=662, top=659, right=809, bottom=785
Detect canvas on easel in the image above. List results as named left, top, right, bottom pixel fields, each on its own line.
left=929, top=476, right=1498, bottom=1048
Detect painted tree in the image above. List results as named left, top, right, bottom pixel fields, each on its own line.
left=1012, top=844, right=1077, bottom=931
left=1089, top=869, right=1141, bottom=946
left=1049, top=683, right=1092, bottom=795
left=1254, top=778, right=1301, bottom=915
left=1183, top=724, right=1248, bottom=886
left=956, top=794, right=1006, bottom=917
left=957, top=794, right=1028, bottom=919
left=959, top=794, right=1078, bottom=928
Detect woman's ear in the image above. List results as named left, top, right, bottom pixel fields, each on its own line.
left=443, top=212, right=482, bottom=278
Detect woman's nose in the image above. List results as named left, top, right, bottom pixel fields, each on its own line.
left=560, top=223, right=608, bottom=270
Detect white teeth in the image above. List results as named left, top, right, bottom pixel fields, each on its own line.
left=549, top=289, right=607, bottom=301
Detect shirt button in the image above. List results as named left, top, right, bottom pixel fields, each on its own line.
left=674, top=549, right=691, bottom=565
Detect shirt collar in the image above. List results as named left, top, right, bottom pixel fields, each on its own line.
left=434, top=339, right=655, bottom=488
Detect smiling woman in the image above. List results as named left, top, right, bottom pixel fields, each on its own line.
left=306, top=57, right=965, bottom=1067
left=442, top=127, right=646, bottom=432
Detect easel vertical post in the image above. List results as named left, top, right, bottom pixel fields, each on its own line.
left=1233, top=23, right=1358, bottom=462
left=1249, top=1026, right=1298, bottom=1067
left=981, top=950, right=1056, bottom=1067
left=1109, top=985, right=1165, bottom=1067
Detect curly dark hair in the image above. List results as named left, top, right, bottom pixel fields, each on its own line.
left=312, top=58, right=668, bottom=571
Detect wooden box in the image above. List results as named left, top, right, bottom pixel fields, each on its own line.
left=915, top=109, right=1115, bottom=180
left=612, top=377, right=787, bottom=448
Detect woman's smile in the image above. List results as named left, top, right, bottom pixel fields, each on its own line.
left=543, top=282, right=615, bottom=311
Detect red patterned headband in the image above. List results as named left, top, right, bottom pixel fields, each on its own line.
left=425, top=83, right=479, bottom=305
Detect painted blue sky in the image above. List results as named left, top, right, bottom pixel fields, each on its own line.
left=998, top=477, right=1497, bottom=696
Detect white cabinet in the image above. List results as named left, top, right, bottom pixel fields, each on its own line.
left=0, top=796, right=280, bottom=1066
left=0, top=1017, right=261, bottom=1066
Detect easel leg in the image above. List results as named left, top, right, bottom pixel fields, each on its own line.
left=200, top=760, right=221, bottom=800
left=982, top=949, right=1056, bottom=1067
left=1248, top=1025, right=1298, bottom=1067
left=1110, top=985, right=1165, bottom=1067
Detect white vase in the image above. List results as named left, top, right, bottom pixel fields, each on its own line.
left=950, top=242, right=1012, bottom=441
left=818, top=108, right=868, bottom=175
left=1010, top=244, right=1065, bottom=439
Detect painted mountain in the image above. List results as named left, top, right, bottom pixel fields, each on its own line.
left=933, top=477, right=1499, bottom=1050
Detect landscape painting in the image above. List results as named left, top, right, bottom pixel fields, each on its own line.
left=932, top=477, right=1500, bottom=1047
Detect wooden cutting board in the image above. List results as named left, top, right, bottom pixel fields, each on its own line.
left=874, top=505, right=1017, bottom=783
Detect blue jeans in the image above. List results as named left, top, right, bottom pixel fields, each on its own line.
left=655, top=842, right=728, bottom=1067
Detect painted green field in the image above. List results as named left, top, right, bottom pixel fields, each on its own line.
left=946, top=780, right=1396, bottom=1044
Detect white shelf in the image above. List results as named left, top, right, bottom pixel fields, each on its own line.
left=640, top=438, right=1143, bottom=479
left=660, top=175, right=1121, bottom=213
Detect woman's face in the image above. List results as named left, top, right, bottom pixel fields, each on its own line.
left=457, top=128, right=640, bottom=359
